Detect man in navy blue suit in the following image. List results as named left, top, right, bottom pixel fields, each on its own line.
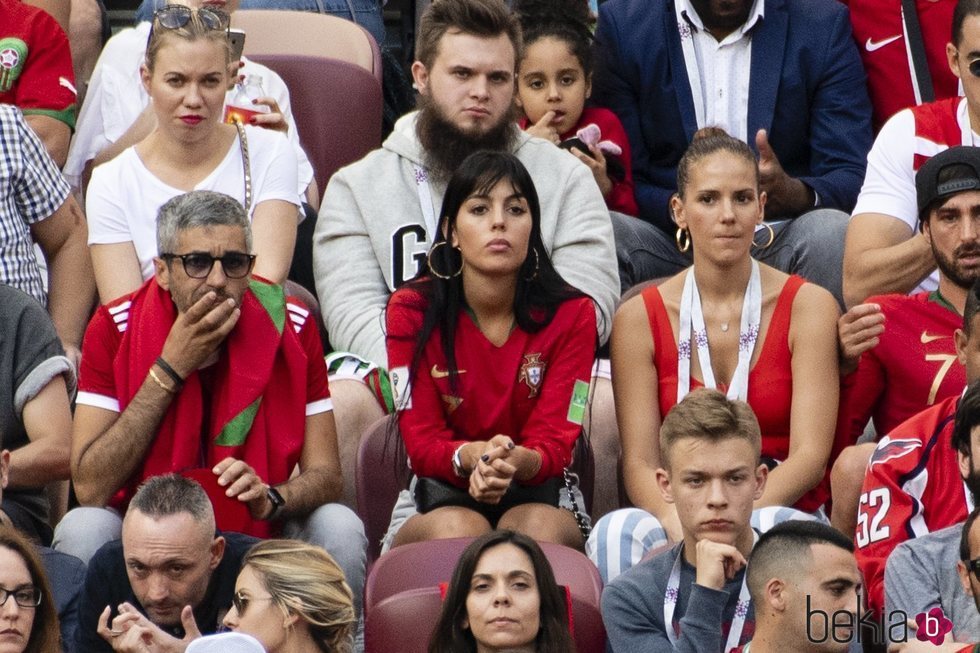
left=596, top=0, right=873, bottom=305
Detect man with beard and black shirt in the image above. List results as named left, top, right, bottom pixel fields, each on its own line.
left=312, top=0, right=618, bottom=505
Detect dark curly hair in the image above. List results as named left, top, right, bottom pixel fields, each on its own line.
left=513, top=0, right=594, bottom=78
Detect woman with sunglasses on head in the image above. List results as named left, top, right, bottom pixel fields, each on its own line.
left=82, top=3, right=303, bottom=304
left=383, top=151, right=597, bottom=552
left=587, top=128, right=841, bottom=583
left=66, top=0, right=315, bottom=200
left=429, top=530, right=575, bottom=653
left=0, top=525, right=59, bottom=653
left=222, top=539, right=356, bottom=653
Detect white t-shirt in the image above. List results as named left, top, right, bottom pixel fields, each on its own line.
left=65, top=21, right=313, bottom=196
left=85, top=124, right=299, bottom=280
left=851, top=97, right=979, bottom=293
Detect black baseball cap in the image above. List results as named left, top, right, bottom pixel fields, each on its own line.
left=917, top=146, right=980, bottom=224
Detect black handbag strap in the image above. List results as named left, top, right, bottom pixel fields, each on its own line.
left=902, top=0, right=935, bottom=103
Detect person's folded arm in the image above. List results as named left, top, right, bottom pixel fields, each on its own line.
left=386, top=290, right=476, bottom=485
left=275, top=411, right=343, bottom=515
left=844, top=214, right=934, bottom=308
left=547, top=161, right=618, bottom=345
left=843, top=109, right=932, bottom=307
left=612, top=293, right=683, bottom=538
left=24, top=114, right=70, bottom=168
left=275, top=312, right=342, bottom=512
left=315, top=170, right=391, bottom=366
left=9, top=375, right=73, bottom=488
left=516, top=298, right=597, bottom=483
left=31, top=194, right=95, bottom=358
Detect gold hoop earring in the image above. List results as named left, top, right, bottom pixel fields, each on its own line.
left=752, top=223, right=775, bottom=251
left=675, top=227, right=691, bottom=253
left=524, top=248, right=540, bottom=281
left=427, top=241, right=462, bottom=280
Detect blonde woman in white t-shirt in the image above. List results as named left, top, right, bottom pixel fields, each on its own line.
left=85, top=5, right=300, bottom=303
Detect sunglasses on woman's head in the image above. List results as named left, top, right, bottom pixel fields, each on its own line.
left=147, top=3, right=230, bottom=48
left=153, top=4, right=230, bottom=30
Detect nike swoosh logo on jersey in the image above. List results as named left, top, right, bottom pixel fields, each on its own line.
left=866, top=35, right=902, bottom=51
left=921, top=331, right=948, bottom=343
left=431, top=365, right=467, bottom=378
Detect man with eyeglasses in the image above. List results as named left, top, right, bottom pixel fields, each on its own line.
left=77, top=474, right=258, bottom=653
left=845, top=0, right=980, bottom=308
left=54, top=190, right=366, bottom=621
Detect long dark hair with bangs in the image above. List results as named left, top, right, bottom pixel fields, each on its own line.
left=395, top=150, right=586, bottom=394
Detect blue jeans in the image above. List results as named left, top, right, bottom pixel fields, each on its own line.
left=135, top=0, right=386, bottom=47
left=611, top=209, right=848, bottom=308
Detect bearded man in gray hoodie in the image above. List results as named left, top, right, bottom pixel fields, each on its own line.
left=313, top=0, right=619, bottom=515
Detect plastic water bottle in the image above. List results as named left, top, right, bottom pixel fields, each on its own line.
left=223, top=74, right=270, bottom=125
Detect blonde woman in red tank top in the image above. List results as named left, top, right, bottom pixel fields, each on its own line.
left=586, top=129, right=840, bottom=583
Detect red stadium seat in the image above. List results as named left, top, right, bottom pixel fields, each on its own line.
left=364, top=537, right=604, bottom=647
left=231, top=10, right=382, bottom=82
left=245, top=53, right=382, bottom=199
left=366, top=537, right=603, bottom=611
left=365, top=582, right=606, bottom=653
left=356, top=416, right=410, bottom=564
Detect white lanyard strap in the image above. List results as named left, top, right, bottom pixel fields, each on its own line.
left=677, top=259, right=761, bottom=403
left=413, top=164, right=437, bottom=238
left=664, top=535, right=756, bottom=651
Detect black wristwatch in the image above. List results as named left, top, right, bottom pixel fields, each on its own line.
left=264, top=485, right=285, bottom=520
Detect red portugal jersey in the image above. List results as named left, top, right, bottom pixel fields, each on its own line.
left=837, top=292, right=964, bottom=449
left=854, top=395, right=972, bottom=615
left=843, top=0, right=958, bottom=131
left=386, top=288, right=597, bottom=487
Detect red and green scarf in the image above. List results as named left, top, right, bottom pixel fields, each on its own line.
left=109, top=278, right=307, bottom=537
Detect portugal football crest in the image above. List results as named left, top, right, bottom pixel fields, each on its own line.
left=518, top=353, right=546, bottom=398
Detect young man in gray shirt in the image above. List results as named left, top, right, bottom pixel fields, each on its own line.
left=601, top=389, right=766, bottom=652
